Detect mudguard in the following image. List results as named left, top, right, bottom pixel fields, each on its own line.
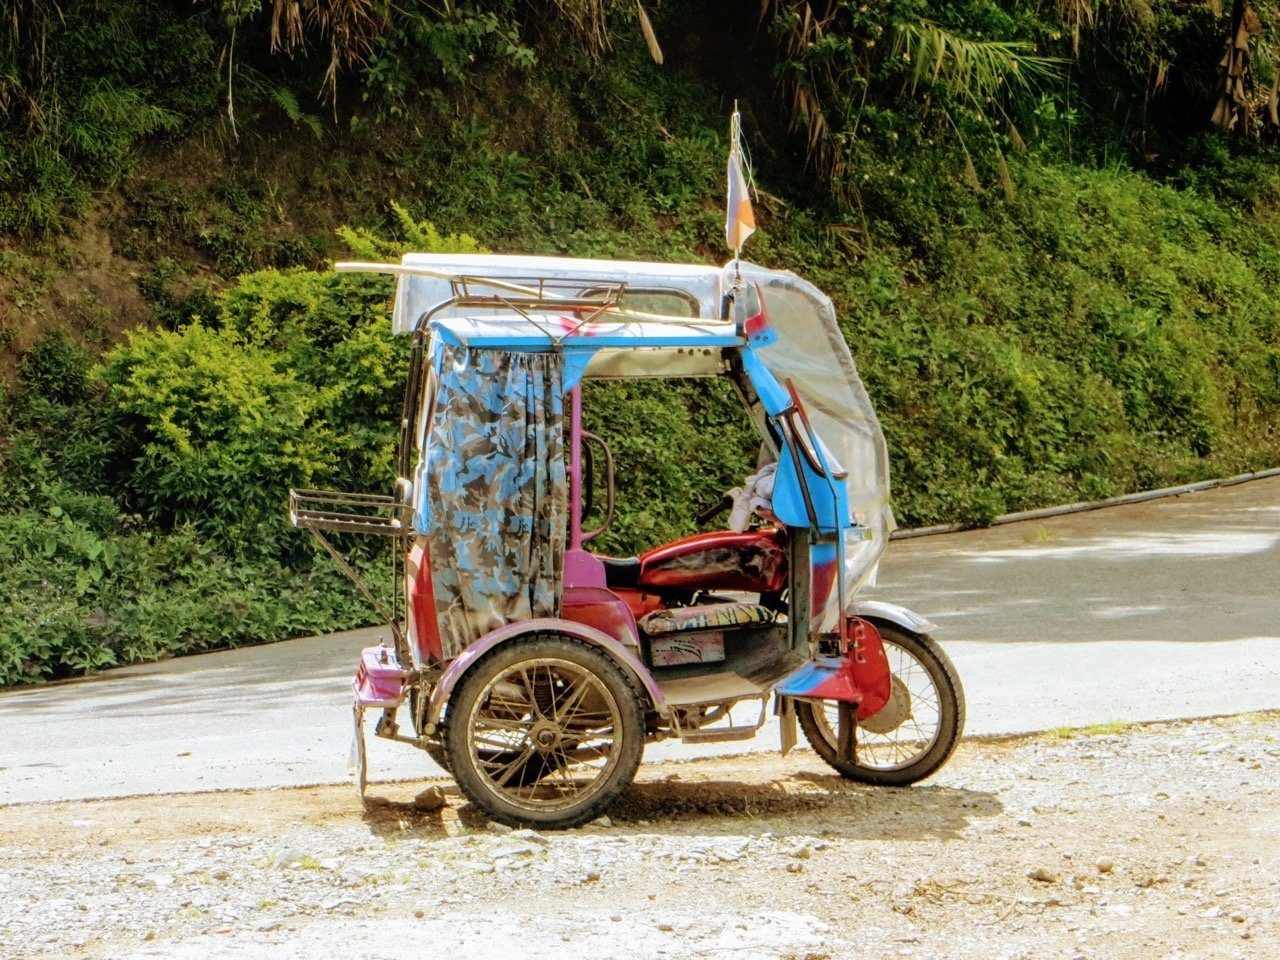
left=423, top=618, right=665, bottom=729
left=853, top=600, right=936, bottom=636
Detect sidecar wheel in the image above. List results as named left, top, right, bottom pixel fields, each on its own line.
left=444, top=634, right=644, bottom=829
left=795, top=626, right=964, bottom=786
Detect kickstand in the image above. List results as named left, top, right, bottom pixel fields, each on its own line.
left=349, top=705, right=368, bottom=797
left=837, top=702, right=856, bottom=764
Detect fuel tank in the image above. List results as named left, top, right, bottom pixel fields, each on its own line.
left=638, top=528, right=787, bottom=594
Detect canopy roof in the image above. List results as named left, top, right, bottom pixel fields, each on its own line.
left=342, top=251, right=896, bottom=595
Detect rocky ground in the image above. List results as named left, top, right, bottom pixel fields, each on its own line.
left=2, top=713, right=1277, bottom=960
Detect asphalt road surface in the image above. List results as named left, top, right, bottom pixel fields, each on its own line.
left=3, top=476, right=1278, bottom=805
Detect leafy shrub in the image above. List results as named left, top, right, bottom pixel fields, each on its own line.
left=0, top=487, right=380, bottom=685
left=95, top=324, right=329, bottom=552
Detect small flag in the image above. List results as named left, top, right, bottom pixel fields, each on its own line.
left=725, top=107, right=755, bottom=256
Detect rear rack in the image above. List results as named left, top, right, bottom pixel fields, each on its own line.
left=448, top=275, right=626, bottom=315
left=288, top=489, right=412, bottom=537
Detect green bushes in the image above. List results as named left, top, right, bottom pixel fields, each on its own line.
left=0, top=216, right=484, bottom=685
left=98, top=324, right=327, bottom=547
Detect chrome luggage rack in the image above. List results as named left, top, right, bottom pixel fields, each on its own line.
left=289, top=486, right=415, bottom=662
left=288, top=488, right=412, bottom=537
left=447, top=275, right=626, bottom=315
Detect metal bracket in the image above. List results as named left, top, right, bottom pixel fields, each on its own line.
left=671, top=696, right=769, bottom=744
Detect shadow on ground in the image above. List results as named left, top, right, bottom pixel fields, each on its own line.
left=359, top=774, right=1002, bottom=842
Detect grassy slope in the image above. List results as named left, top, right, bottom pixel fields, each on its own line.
left=2, top=24, right=1280, bottom=682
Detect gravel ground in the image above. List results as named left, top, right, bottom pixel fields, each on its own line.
left=2, top=713, right=1277, bottom=960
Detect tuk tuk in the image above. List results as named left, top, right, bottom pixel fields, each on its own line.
left=289, top=252, right=964, bottom=828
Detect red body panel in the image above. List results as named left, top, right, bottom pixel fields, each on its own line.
left=638, top=529, right=787, bottom=593
left=610, top=587, right=667, bottom=623
left=562, top=585, right=640, bottom=647
left=405, top=540, right=443, bottom=663
left=846, top=618, right=892, bottom=718
left=774, top=618, right=891, bottom=714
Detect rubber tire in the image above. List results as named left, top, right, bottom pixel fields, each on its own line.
left=795, top=625, right=965, bottom=786
left=424, top=739, right=451, bottom=774
left=443, top=634, right=644, bottom=829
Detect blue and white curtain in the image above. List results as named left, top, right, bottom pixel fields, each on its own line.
left=421, top=344, right=567, bottom=658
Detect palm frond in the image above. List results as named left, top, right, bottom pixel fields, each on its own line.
left=894, top=21, right=1062, bottom=106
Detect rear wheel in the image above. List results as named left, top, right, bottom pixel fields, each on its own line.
left=444, top=634, right=644, bottom=828
left=796, top=625, right=964, bottom=786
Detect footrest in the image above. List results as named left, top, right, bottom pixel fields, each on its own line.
left=678, top=724, right=762, bottom=744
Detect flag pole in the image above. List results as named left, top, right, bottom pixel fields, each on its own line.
left=730, top=101, right=743, bottom=289
left=725, top=100, right=755, bottom=300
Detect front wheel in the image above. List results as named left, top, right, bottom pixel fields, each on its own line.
left=444, top=634, right=644, bottom=829
left=795, top=625, right=964, bottom=786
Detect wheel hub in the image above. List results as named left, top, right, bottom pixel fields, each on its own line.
left=530, top=719, right=563, bottom=754
left=860, top=673, right=912, bottom=734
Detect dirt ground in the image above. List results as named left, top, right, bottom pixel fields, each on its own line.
left=2, top=713, right=1277, bottom=960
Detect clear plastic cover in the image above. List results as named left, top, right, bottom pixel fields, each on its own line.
left=729, top=263, right=895, bottom=625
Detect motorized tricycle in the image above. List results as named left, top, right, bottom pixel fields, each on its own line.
left=289, top=252, right=964, bottom=828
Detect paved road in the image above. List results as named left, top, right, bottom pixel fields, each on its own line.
left=3, top=476, right=1278, bottom=804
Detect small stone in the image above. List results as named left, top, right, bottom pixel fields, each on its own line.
left=414, top=910, right=425, bottom=919
left=657, top=923, right=674, bottom=932
left=593, top=816, right=613, bottom=828
left=792, top=845, right=812, bottom=860
left=413, top=787, right=447, bottom=812
left=487, top=821, right=513, bottom=835
left=584, top=870, right=601, bottom=883
left=1230, top=913, right=1246, bottom=924
left=143, top=932, right=157, bottom=942
left=509, top=829, right=548, bottom=845
left=256, top=920, right=280, bottom=932
left=786, top=863, right=804, bottom=874
left=1095, top=857, right=1114, bottom=874
left=1018, top=818, right=1033, bottom=827
left=610, top=915, right=622, bottom=923
left=1027, top=867, right=1057, bottom=883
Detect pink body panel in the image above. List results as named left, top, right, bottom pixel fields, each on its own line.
left=353, top=646, right=407, bottom=708
left=424, top=617, right=664, bottom=727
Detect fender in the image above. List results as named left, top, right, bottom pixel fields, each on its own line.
left=424, top=618, right=665, bottom=729
left=853, top=600, right=936, bottom=635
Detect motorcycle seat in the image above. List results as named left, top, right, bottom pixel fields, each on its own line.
left=598, top=555, right=641, bottom=589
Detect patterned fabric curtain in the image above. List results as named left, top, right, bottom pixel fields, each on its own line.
left=422, top=344, right=568, bottom=659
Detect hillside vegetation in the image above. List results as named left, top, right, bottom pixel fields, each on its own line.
left=2, top=0, right=1279, bottom=683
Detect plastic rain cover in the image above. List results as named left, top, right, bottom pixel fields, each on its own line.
left=729, top=263, right=895, bottom=629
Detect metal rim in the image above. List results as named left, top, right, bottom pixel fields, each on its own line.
left=811, top=638, right=944, bottom=771
left=463, top=656, right=625, bottom=813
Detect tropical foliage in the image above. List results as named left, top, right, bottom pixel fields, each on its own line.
left=2, top=1, right=1280, bottom=683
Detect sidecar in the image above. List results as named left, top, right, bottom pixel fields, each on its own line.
left=290, top=254, right=964, bottom=828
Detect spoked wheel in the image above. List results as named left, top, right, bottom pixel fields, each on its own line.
left=444, top=634, right=644, bottom=828
left=795, top=625, right=965, bottom=786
